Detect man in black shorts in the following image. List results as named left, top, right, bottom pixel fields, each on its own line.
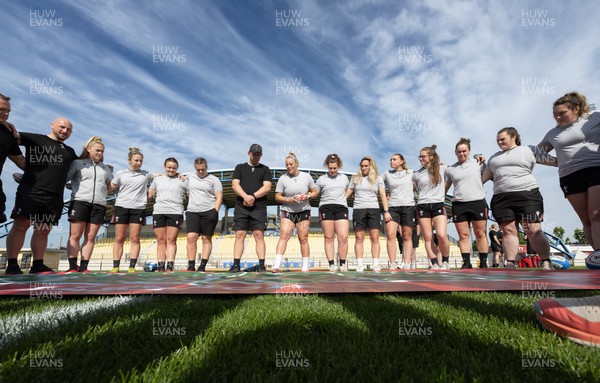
left=0, top=94, right=26, bottom=222
left=229, top=144, right=272, bottom=272
left=5, top=117, right=77, bottom=274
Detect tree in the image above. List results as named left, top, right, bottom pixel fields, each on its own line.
left=573, top=228, right=587, bottom=244
left=552, top=226, right=565, bottom=240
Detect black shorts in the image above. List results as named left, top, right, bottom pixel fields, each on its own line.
left=282, top=210, right=310, bottom=224
left=451, top=199, right=489, bottom=222
left=153, top=214, right=183, bottom=228
left=186, top=209, right=219, bottom=236
left=491, top=243, right=502, bottom=252
left=353, top=208, right=381, bottom=230
left=389, top=206, right=416, bottom=226
left=232, top=204, right=267, bottom=231
left=416, top=202, right=446, bottom=219
left=490, top=189, right=544, bottom=224
left=11, top=191, right=62, bottom=225
left=68, top=200, right=107, bottom=224
left=112, top=206, right=146, bottom=225
left=319, top=204, right=348, bottom=221
left=559, top=166, right=600, bottom=197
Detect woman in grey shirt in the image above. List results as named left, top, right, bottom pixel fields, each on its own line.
left=482, top=127, right=552, bottom=270
left=533, top=92, right=600, bottom=255
left=316, top=154, right=350, bottom=272
left=346, top=156, right=389, bottom=272
left=272, top=152, right=317, bottom=272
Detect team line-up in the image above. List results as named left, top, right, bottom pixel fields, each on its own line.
left=0, top=91, right=598, bottom=274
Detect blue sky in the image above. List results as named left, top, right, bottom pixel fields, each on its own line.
left=1, top=0, right=599, bottom=247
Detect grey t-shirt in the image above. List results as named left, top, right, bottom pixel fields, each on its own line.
left=538, top=111, right=600, bottom=177
left=316, top=173, right=349, bottom=207
left=275, top=171, right=316, bottom=213
left=381, top=169, right=415, bottom=207
left=113, top=169, right=154, bottom=209
left=487, top=146, right=538, bottom=194
left=349, top=175, right=384, bottom=209
left=150, top=175, right=187, bottom=215
left=445, top=158, right=486, bottom=202
left=412, top=165, right=446, bottom=204
left=185, top=173, right=223, bottom=213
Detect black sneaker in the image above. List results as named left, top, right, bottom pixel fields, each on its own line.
left=479, top=262, right=488, bottom=269
left=0, top=213, right=7, bottom=223
left=257, top=265, right=267, bottom=273
left=228, top=264, right=241, bottom=273
left=157, top=266, right=166, bottom=272
left=166, top=264, right=174, bottom=272
left=186, top=266, right=195, bottom=271
left=197, top=265, right=206, bottom=272
left=461, top=263, right=473, bottom=269
left=29, top=264, right=54, bottom=274
left=5, top=264, right=23, bottom=275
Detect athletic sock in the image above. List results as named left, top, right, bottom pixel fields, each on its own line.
left=166, top=261, right=174, bottom=271
left=339, top=259, right=346, bottom=266
left=357, top=258, right=364, bottom=267
left=233, top=258, right=240, bottom=266
left=32, top=259, right=43, bottom=268
left=430, top=258, right=439, bottom=266
left=113, top=260, right=120, bottom=268
left=259, top=259, right=265, bottom=267
left=68, top=257, right=78, bottom=270
left=442, top=256, right=449, bottom=263
left=80, top=260, right=89, bottom=271
left=274, top=254, right=282, bottom=268
left=200, top=259, right=208, bottom=268
left=158, top=262, right=165, bottom=269
left=328, top=259, right=335, bottom=266
left=188, top=260, right=195, bottom=269
left=7, top=258, right=18, bottom=267
left=129, top=258, right=138, bottom=268
left=301, top=257, right=309, bottom=271
left=461, top=253, right=470, bottom=264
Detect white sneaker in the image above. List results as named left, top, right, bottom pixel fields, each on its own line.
left=442, top=261, right=450, bottom=270
left=329, top=264, right=339, bottom=272
left=429, top=264, right=441, bottom=270
left=339, top=263, right=348, bottom=272
left=389, top=262, right=397, bottom=270
left=356, top=264, right=364, bottom=272
left=541, top=260, right=553, bottom=271
left=301, top=267, right=309, bottom=272
left=373, top=263, right=381, bottom=271
left=505, top=262, right=517, bottom=270
left=410, top=263, right=416, bottom=270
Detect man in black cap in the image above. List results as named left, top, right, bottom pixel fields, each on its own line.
left=228, top=143, right=272, bottom=272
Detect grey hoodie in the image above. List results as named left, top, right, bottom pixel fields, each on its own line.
left=66, top=158, right=113, bottom=206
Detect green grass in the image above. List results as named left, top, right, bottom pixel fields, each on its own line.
left=0, top=290, right=599, bottom=382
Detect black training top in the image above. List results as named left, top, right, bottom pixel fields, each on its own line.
left=232, top=162, right=272, bottom=207
left=18, top=132, right=77, bottom=198
left=0, top=128, right=22, bottom=176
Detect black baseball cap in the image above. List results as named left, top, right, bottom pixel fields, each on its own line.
left=249, top=143, right=262, bottom=153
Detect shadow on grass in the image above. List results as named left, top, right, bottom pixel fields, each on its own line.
left=0, top=295, right=247, bottom=383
